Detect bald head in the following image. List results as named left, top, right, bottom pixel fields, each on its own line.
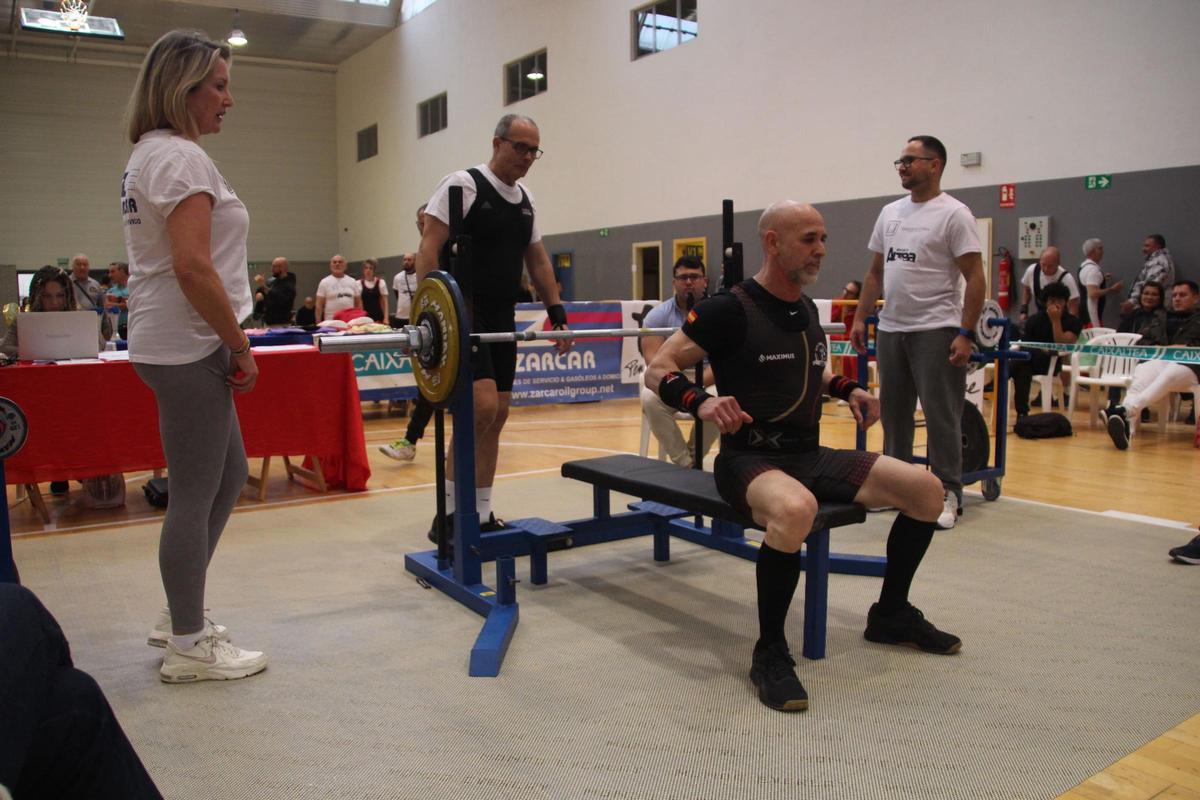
left=1038, top=246, right=1061, bottom=274
left=758, top=201, right=827, bottom=290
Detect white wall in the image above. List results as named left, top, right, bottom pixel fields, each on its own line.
left=0, top=56, right=338, bottom=268
left=335, top=0, right=1200, bottom=255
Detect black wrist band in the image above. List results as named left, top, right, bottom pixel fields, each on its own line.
left=547, top=304, right=568, bottom=328
left=828, top=375, right=864, bottom=401
left=659, top=371, right=711, bottom=417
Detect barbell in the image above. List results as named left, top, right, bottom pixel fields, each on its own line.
left=314, top=272, right=1010, bottom=406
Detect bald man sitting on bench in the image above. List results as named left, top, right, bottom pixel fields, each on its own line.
left=645, top=200, right=959, bottom=713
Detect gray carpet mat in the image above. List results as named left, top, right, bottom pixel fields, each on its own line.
left=13, top=478, right=1200, bottom=800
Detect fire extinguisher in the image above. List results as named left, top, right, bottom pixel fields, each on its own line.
left=997, top=247, right=1012, bottom=313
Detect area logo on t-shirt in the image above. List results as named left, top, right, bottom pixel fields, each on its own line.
left=886, top=220, right=902, bottom=235
left=886, top=247, right=916, bottom=263
left=686, top=309, right=697, bottom=324
left=812, top=342, right=828, bottom=367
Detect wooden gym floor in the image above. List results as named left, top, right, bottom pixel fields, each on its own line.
left=6, top=395, right=1199, bottom=799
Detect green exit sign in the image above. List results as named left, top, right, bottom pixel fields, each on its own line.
left=1085, top=174, right=1112, bottom=190
left=599, top=228, right=610, bottom=237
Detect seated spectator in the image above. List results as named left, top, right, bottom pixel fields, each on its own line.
left=263, top=257, right=297, bottom=326
left=0, top=583, right=163, bottom=799
left=639, top=256, right=719, bottom=467
left=358, top=259, right=388, bottom=323
left=1102, top=280, right=1200, bottom=449
left=294, top=296, right=317, bottom=327
left=1, top=266, right=106, bottom=358
left=315, top=254, right=361, bottom=322
left=1009, top=281, right=1081, bottom=418
left=1019, top=246, right=1080, bottom=322
left=1117, top=280, right=1166, bottom=335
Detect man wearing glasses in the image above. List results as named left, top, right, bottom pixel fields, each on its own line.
left=640, top=256, right=719, bottom=467
left=417, top=113, right=570, bottom=537
left=850, top=135, right=985, bottom=531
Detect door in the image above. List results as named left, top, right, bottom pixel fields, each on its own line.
left=631, top=241, right=662, bottom=300
left=552, top=251, right=574, bottom=301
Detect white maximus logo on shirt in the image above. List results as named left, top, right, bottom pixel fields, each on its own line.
left=759, top=353, right=795, bottom=362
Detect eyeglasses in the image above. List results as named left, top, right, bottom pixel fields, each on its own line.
left=501, top=138, right=543, bottom=159
left=894, top=156, right=936, bottom=169
left=674, top=273, right=706, bottom=283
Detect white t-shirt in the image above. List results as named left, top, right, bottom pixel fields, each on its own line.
left=316, top=274, right=362, bottom=320
left=392, top=270, right=419, bottom=320
left=1020, top=263, right=1080, bottom=303
left=1078, top=258, right=1103, bottom=325
left=425, top=164, right=541, bottom=245
left=867, top=192, right=981, bottom=332
left=121, top=130, right=252, bottom=365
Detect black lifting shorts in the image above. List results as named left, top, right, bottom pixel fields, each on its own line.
left=468, top=304, right=518, bottom=392
left=713, top=446, right=879, bottom=521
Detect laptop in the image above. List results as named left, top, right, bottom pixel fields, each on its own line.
left=16, top=310, right=102, bottom=360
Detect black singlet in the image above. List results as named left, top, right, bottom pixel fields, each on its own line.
left=681, top=279, right=829, bottom=453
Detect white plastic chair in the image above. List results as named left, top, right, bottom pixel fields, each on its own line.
left=1060, top=327, right=1113, bottom=384
left=1155, top=386, right=1199, bottom=433
left=1067, top=332, right=1142, bottom=425
left=1030, top=354, right=1062, bottom=413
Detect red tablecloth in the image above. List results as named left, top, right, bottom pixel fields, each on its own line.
left=1, top=347, right=370, bottom=490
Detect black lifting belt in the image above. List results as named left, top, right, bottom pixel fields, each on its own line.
left=725, top=424, right=819, bottom=453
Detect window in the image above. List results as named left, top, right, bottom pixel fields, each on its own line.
left=504, top=49, right=547, bottom=105
left=633, top=0, right=697, bottom=59
left=418, top=93, right=447, bottom=137
left=400, top=0, right=437, bottom=20
left=356, top=124, right=377, bottom=162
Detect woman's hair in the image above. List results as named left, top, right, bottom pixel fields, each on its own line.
left=1141, top=280, right=1165, bottom=308
left=26, top=266, right=76, bottom=312
left=125, top=29, right=231, bottom=144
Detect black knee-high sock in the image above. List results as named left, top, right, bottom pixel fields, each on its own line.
left=756, top=542, right=802, bottom=649
left=878, top=513, right=936, bottom=611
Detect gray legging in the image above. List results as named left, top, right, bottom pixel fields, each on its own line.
left=134, top=347, right=248, bottom=636
left=875, top=327, right=966, bottom=502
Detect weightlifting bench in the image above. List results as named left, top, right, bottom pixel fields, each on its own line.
left=559, top=454, right=886, bottom=660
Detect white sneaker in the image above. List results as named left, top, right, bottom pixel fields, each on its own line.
left=148, top=607, right=231, bottom=649
left=378, top=438, right=416, bottom=461
left=160, top=633, right=268, bottom=683
left=935, top=492, right=960, bottom=530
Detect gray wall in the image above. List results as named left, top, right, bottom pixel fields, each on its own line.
left=543, top=165, right=1198, bottom=330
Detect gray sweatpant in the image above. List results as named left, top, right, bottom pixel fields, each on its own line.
left=134, top=347, right=248, bottom=635
left=875, top=328, right=966, bottom=502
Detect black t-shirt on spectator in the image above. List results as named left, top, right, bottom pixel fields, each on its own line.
left=1023, top=309, right=1082, bottom=374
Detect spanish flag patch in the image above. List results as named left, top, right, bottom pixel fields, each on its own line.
left=686, top=309, right=698, bottom=324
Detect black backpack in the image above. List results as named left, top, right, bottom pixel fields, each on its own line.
left=1014, top=412, right=1073, bottom=439
left=142, top=477, right=169, bottom=508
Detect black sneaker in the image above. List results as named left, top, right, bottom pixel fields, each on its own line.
left=1169, top=535, right=1200, bottom=565
left=427, top=512, right=454, bottom=546
left=480, top=513, right=507, bottom=532
left=864, top=602, right=962, bottom=654
left=1106, top=407, right=1130, bottom=450
left=749, top=640, right=809, bottom=712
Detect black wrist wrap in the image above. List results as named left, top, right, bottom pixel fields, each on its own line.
left=547, top=304, right=568, bottom=329
left=828, top=375, right=864, bottom=401
left=659, top=371, right=711, bottom=417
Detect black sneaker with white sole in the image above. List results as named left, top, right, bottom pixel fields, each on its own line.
left=864, top=602, right=962, bottom=654
left=1106, top=406, right=1130, bottom=450
left=1168, top=535, right=1200, bottom=564
left=749, top=640, right=809, bottom=712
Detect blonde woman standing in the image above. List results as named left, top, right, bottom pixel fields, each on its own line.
left=122, top=29, right=266, bottom=683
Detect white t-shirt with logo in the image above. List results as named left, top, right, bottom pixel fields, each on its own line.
left=868, top=192, right=981, bottom=332
left=425, top=164, right=541, bottom=245
left=392, top=270, right=418, bottom=320
left=316, top=274, right=362, bottom=320
left=122, top=130, right=252, bottom=365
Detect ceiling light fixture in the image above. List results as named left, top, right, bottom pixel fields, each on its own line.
left=227, top=10, right=247, bottom=46
left=526, top=69, right=544, bottom=81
